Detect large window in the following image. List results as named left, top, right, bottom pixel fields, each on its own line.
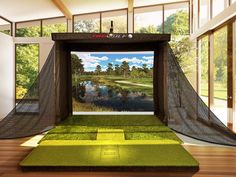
left=198, top=36, right=209, bottom=105
left=16, top=44, right=39, bottom=100
left=212, top=27, right=228, bottom=125
left=164, top=2, right=189, bottom=35
left=74, top=13, right=100, bottom=33
left=0, top=18, right=11, bottom=35
left=16, top=21, right=41, bottom=37
left=134, top=5, right=163, bottom=33
left=212, top=0, right=228, bottom=17
left=101, top=10, right=127, bottom=33
left=42, top=17, right=67, bottom=37
left=199, top=0, right=210, bottom=27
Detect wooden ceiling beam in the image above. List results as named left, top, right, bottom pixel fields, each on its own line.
left=51, top=0, right=72, bottom=20
left=128, top=0, right=134, bottom=13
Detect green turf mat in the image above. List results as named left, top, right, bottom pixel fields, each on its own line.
left=20, top=144, right=198, bottom=167
left=48, top=125, right=171, bottom=134
left=62, top=115, right=164, bottom=126
left=41, top=115, right=180, bottom=142
left=42, top=133, right=97, bottom=141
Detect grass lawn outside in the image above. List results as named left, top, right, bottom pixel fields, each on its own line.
left=200, top=82, right=227, bottom=100
left=21, top=115, right=198, bottom=169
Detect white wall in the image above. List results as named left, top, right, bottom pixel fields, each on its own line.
left=0, top=33, right=14, bottom=119
left=39, top=42, right=54, bottom=70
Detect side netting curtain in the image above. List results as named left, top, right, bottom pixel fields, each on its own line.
left=0, top=45, right=56, bottom=139
left=167, top=44, right=236, bottom=146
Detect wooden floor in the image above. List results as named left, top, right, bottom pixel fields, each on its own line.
left=1, top=138, right=236, bottom=177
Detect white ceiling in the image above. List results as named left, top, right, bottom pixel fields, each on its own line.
left=0, top=0, right=63, bottom=22
left=0, top=0, right=188, bottom=22
left=62, top=0, right=128, bottom=15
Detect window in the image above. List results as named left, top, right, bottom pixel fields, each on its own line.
left=164, top=2, right=189, bottom=35
left=16, top=20, right=41, bottom=37
left=212, top=0, right=228, bottom=17
left=198, top=36, right=209, bottom=105
left=212, top=27, right=228, bottom=125
left=101, top=10, right=127, bottom=33
left=134, top=5, right=163, bottom=33
left=16, top=44, right=39, bottom=100
left=0, top=18, right=11, bottom=35
left=42, top=17, right=67, bottom=37
left=199, top=0, right=210, bottom=27
left=74, top=13, right=100, bottom=33
left=232, top=0, right=236, bottom=4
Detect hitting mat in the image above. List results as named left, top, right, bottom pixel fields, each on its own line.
left=20, top=143, right=198, bottom=171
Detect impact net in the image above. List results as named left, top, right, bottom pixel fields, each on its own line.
left=0, top=42, right=236, bottom=147
left=167, top=44, right=236, bottom=146
left=0, top=46, right=56, bottom=139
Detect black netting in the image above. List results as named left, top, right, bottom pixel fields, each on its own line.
left=0, top=45, right=56, bottom=139
left=167, top=44, right=236, bottom=146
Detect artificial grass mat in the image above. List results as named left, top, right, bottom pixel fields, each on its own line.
left=41, top=115, right=181, bottom=143
left=21, top=115, right=198, bottom=169
left=20, top=144, right=198, bottom=167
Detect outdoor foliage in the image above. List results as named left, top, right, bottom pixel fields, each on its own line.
left=15, top=24, right=67, bottom=98
left=74, top=19, right=100, bottom=33
left=42, top=23, right=67, bottom=37
left=16, top=44, right=39, bottom=99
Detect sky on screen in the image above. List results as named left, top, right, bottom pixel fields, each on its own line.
left=71, top=51, right=154, bottom=71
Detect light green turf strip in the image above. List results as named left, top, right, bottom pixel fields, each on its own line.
left=97, top=129, right=125, bottom=140
left=40, top=139, right=180, bottom=146
left=20, top=144, right=198, bottom=167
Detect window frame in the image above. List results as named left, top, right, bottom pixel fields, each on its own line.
left=15, top=16, right=68, bottom=37
left=72, top=8, right=129, bottom=33
left=133, top=1, right=190, bottom=34
left=0, top=16, right=13, bottom=36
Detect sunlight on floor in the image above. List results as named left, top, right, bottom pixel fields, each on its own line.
left=21, top=134, right=45, bottom=147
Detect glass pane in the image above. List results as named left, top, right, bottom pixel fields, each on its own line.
left=164, top=2, right=189, bottom=35
left=199, top=36, right=209, bottom=105
left=42, top=17, right=67, bottom=37
left=212, top=27, right=228, bottom=125
left=0, top=18, right=11, bottom=35
left=232, top=0, right=236, bottom=4
left=16, top=21, right=41, bottom=37
left=74, top=13, right=100, bottom=33
left=199, top=0, right=210, bottom=27
left=16, top=44, right=39, bottom=100
left=134, top=5, right=163, bottom=33
left=101, top=10, right=127, bottom=33
left=212, top=0, right=228, bottom=17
